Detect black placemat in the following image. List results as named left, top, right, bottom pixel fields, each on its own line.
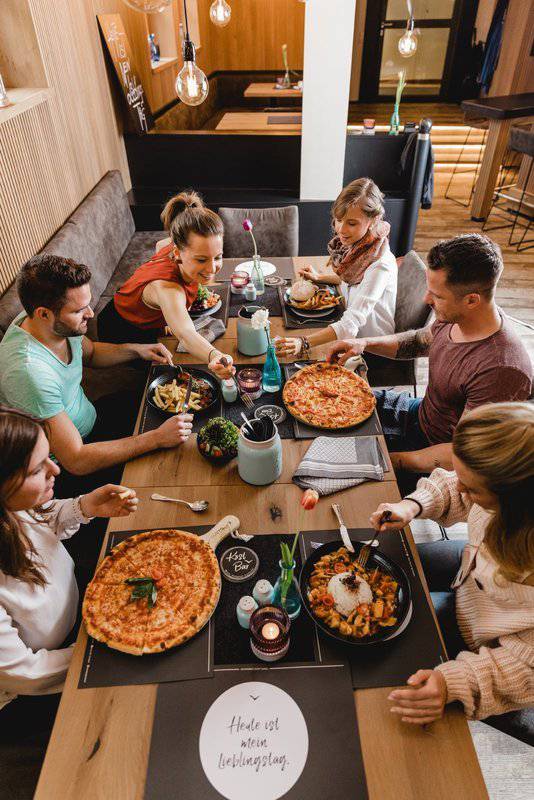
left=277, top=285, right=346, bottom=329
left=218, top=257, right=296, bottom=281
left=283, top=363, right=383, bottom=439
left=78, top=526, right=215, bottom=689
left=189, top=282, right=230, bottom=329
left=228, top=283, right=285, bottom=318
left=145, top=665, right=367, bottom=800
left=139, top=364, right=223, bottom=436
left=299, top=529, right=447, bottom=690
left=213, top=534, right=318, bottom=668
left=223, top=364, right=294, bottom=440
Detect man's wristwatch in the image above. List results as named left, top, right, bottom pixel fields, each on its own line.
left=299, top=337, right=311, bottom=359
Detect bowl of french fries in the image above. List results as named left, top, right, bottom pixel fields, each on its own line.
left=147, top=368, right=219, bottom=416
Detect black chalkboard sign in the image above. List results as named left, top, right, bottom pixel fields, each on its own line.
left=97, top=13, right=154, bottom=134
left=219, top=545, right=259, bottom=583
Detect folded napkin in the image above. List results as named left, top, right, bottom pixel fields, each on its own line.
left=176, top=316, right=226, bottom=353
left=292, top=436, right=386, bottom=496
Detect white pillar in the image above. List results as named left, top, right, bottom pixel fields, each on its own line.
left=300, top=0, right=356, bottom=200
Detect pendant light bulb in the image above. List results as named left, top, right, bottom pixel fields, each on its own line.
left=398, top=18, right=417, bottom=58
left=176, top=39, right=209, bottom=106
left=209, top=0, right=231, bottom=27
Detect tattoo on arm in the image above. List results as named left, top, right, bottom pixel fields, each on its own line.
left=395, top=326, right=433, bottom=360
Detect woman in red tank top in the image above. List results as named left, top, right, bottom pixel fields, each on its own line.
left=98, top=191, right=234, bottom=379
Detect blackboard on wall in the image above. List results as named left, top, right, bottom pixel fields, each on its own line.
left=97, top=13, right=154, bottom=134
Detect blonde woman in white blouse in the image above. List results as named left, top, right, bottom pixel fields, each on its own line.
left=276, top=178, right=397, bottom=359
left=370, top=402, right=534, bottom=724
left=0, top=407, right=138, bottom=709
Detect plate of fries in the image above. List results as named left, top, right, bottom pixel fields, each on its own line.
left=147, top=368, right=219, bottom=416
left=284, top=286, right=343, bottom=319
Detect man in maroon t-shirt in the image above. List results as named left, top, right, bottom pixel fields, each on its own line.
left=327, top=234, right=532, bottom=478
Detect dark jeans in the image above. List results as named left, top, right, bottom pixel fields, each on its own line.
left=374, top=392, right=431, bottom=495
left=417, top=540, right=468, bottom=659
left=97, top=298, right=159, bottom=345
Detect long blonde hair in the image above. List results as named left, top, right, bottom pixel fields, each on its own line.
left=453, top=402, right=534, bottom=581
left=160, top=190, right=223, bottom=250
left=331, top=177, right=385, bottom=224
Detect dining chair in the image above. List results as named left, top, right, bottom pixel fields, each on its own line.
left=218, top=206, right=299, bottom=258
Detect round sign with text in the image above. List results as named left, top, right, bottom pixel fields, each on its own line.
left=199, top=681, right=309, bottom=800
left=219, top=546, right=259, bottom=583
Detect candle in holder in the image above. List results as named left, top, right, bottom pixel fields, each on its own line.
left=237, top=368, right=263, bottom=401
left=250, top=605, right=290, bottom=662
left=231, top=271, right=249, bottom=295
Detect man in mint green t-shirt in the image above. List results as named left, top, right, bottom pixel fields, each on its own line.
left=0, top=254, right=193, bottom=486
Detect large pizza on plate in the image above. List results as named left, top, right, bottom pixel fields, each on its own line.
left=82, top=529, right=220, bottom=655
left=282, top=362, right=376, bottom=429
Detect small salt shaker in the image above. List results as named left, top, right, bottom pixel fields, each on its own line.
left=253, top=579, right=274, bottom=607
left=244, top=281, right=257, bottom=302
left=236, top=596, right=259, bottom=629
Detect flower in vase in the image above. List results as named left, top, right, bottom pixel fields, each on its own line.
left=301, top=489, right=319, bottom=510
left=251, top=308, right=269, bottom=330
left=242, top=218, right=258, bottom=258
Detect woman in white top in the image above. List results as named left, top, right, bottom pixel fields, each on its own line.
left=370, top=402, right=534, bottom=725
left=276, top=177, right=397, bottom=359
left=0, top=407, right=138, bottom=709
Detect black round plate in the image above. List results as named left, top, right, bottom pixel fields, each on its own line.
left=189, top=296, right=222, bottom=319
left=299, top=539, right=412, bottom=646
left=284, top=288, right=337, bottom=319
left=147, top=367, right=220, bottom=416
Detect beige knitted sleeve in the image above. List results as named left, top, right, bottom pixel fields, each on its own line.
left=436, top=631, right=534, bottom=719
left=406, top=468, right=472, bottom=528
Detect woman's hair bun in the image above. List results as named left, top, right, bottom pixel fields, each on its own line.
left=161, top=190, right=204, bottom=228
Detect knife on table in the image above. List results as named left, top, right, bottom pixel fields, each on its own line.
left=331, top=503, right=355, bottom=553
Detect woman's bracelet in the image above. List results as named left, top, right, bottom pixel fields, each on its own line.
left=405, top=497, right=423, bottom=518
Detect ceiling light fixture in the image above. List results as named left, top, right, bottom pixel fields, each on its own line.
left=398, top=0, right=418, bottom=58
left=209, top=0, right=231, bottom=27
left=175, top=0, right=209, bottom=105
left=122, top=0, right=173, bottom=13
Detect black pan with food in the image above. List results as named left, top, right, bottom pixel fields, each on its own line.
left=147, top=367, right=219, bottom=416
left=299, top=539, right=412, bottom=646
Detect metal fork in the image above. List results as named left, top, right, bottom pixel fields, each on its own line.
left=357, top=510, right=391, bottom=568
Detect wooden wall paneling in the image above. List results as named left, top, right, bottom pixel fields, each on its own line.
left=195, top=0, right=305, bottom=75
left=0, top=0, right=130, bottom=296
left=349, top=0, right=366, bottom=102
left=0, top=0, right=47, bottom=88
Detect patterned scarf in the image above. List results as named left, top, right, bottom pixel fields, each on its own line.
left=327, top=220, right=391, bottom=285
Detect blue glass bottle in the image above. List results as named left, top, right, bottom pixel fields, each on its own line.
left=262, top=339, right=282, bottom=393
left=272, top=560, right=301, bottom=620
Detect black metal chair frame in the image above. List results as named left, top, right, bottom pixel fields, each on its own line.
left=445, top=124, right=488, bottom=208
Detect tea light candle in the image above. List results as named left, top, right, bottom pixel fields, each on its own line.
left=231, top=271, right=249, bottom=295
left=237, top=368, right=263, bottom=401
left=261, top=622, right=280, bottom=640
left=252, top=579, right=274, bottom=606
left=250, top=605, right=290, bottom=662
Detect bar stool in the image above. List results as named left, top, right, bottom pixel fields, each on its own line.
left=445, top=113, right=488, bottom=208
left=482, top=126, right=534, bottom=252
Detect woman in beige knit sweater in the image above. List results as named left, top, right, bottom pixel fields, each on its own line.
left=370, top=402, right=534, bottom=725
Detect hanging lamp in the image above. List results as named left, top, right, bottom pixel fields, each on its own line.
left=175, top=0, right=209, bottom=106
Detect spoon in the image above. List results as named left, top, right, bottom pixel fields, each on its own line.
left=150, top=493, right=209, bottom=512
left=240, top=412, right=255, bottom=433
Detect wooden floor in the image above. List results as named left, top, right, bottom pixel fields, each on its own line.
left=414, top=176, right=534, bottom=383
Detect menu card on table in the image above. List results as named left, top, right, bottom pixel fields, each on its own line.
left=145, top=665, right=367, bottom=800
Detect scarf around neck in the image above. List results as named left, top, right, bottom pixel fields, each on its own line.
left=328, top=220, right=391, bottom=285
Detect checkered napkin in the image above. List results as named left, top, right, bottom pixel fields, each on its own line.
left=292, top=436, right=385, bottom=496
left=176, top=316, right=226, bottom=353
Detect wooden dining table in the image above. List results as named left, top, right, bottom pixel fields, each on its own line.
left=216, top=112, right=302, bottom=131
left=35, top=257, right=488, bottom=799
left=244, top=82, right=303, bottom=99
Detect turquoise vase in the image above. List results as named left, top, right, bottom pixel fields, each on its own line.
left=272, top=560, right=301, bottom=620
left=262, top=339, right=282, bottom=393
left=389, top=104, right=400, bottom=135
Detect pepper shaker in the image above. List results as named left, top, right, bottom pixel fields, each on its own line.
left=252, top=579, right=274, bottom=607
left=236, top=596, right=258, bottom=629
